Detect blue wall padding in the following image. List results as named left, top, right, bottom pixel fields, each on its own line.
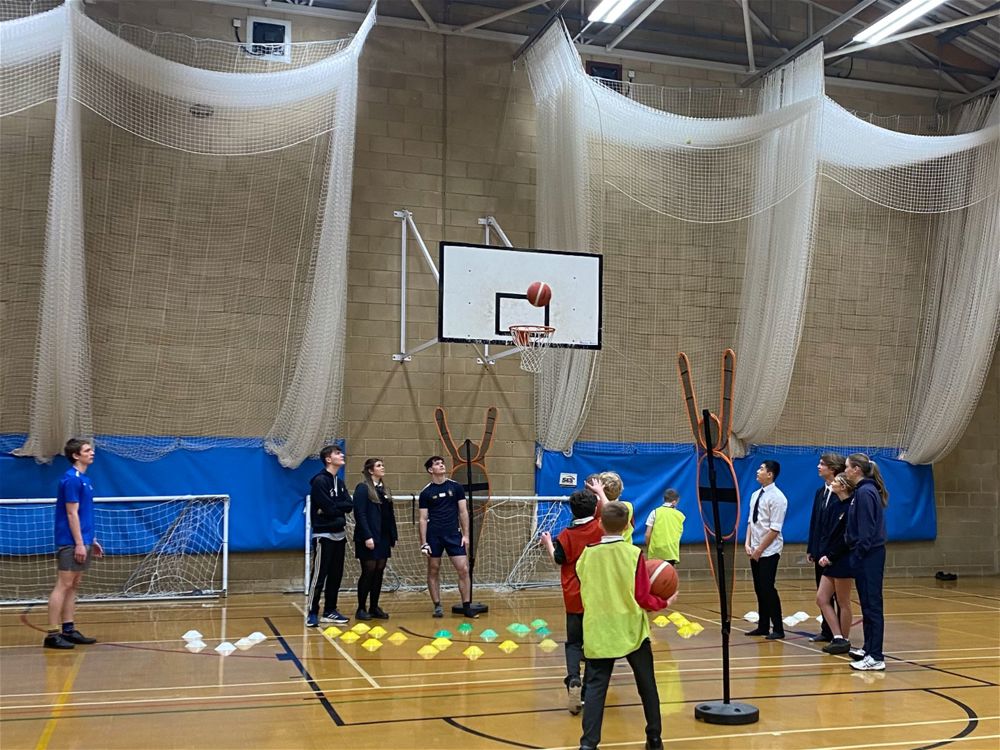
left=1, top=435, right=325, bottom=552
left=535, top=442, right=936, bottom=544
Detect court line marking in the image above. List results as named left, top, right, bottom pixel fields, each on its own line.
left=32, top=652, right=84, bottom=750
left=540, top=715, right=1000, bottom=750
left=291, top=601, right=380, bottom=688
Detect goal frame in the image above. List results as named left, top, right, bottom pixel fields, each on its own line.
left=0, top=494, right=229, bottom=606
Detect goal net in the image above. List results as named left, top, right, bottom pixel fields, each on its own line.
left=0, top=494, right=229, bottom=604
left=307, top=495, right=571, bottom=593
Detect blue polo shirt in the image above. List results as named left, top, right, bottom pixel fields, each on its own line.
left=55, top=468, right=95, bottom=548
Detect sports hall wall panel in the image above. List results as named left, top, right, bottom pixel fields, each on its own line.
left=2, top=1, right=996, bottom=592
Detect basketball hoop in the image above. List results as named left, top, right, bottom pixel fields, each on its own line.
left=509, top=325, right=556, bottom=373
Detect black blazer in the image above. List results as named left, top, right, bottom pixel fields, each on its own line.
left=353, top=483, right=399, bottom=548
left=806, top=485, right=840, bottom=560
left=820, top=499, right=852, bottom=564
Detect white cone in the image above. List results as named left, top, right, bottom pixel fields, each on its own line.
left=185, top=640, right=206, bottom=652
left=743, top=611, right=759, bottom=623
left=215, top=642, right=236, bottom=655
left=182, top=630, right=203, bottom=641
left=247, top=632, right=267, bottom=644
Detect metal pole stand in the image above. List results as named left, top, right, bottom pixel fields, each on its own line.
left=451, top=439, right=489, bottom=615
left=694, top=409, right=758, bottom=725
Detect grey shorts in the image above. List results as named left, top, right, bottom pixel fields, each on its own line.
left=56, top=545, right=91, bottom=572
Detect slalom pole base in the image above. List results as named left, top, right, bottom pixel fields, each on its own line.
left=695, top=701, right=759, bottom=725
left=451, top=602, right=489, bottom=615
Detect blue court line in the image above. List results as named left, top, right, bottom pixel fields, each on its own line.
left=264, top=616, right=344, bottom=726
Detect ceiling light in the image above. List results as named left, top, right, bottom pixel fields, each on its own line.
left=588, top=0, right=639, bottom=24
left=852, top=0, right=949, bottom=45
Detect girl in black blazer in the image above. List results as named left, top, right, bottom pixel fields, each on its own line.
left=353, top=458, right=398, bottom=621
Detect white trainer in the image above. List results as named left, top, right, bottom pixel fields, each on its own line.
left=850, top=655, right=886, bottom=671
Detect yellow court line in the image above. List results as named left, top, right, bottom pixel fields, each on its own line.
left=543, top=715, right=1000, bottom=750
left=33, top=652, right=84, bottom=750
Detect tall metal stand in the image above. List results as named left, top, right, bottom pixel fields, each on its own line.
left=451, top=439, right=489, bottom=615
left=694, top=409, right=758, bottom=725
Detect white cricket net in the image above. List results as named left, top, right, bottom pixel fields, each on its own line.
left=0, top=494, right=228, bottom=604
left=2, top=1, right=376, bottom=467
left=524, top=20, right=999, bottom=463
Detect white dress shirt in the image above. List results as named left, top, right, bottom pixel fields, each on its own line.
left=748, top=484, right=788, bottom=557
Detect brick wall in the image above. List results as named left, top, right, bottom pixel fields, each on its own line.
left=3, top=2, right=996, bottom=593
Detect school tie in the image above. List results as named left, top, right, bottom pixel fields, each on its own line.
left=753, top=489, right=764, bottom=523
left=823, top=487, right=831, bottom=510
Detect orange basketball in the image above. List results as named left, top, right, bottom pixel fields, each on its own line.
left=526, top=281, right=552, bottom=307
left=646, top=558, right=678, bottom=603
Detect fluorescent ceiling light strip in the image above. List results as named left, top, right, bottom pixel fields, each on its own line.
left=589, top=0, right=638, bottom=24
left=853, top=0, right=948, bottom=43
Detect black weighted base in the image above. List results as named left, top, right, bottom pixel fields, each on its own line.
left=694, top=701, right=759, bottom=725
left=451, top=601, right=489, bottom=615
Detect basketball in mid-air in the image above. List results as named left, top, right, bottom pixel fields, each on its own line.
left=646, top=558, right=678, bottom=602
left=526, top=281, right=552, bottom=307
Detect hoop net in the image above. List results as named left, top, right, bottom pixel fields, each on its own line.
left=509, top=325, right=556, bottom=373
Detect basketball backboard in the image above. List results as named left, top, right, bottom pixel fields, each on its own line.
left=438, top=243, right=602, bottom=349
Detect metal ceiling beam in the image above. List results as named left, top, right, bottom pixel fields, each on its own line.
left=741, top=0, right=881, bottom=86
left=739, top=0, right=756, bottom=71
left=827, top=8, right=1000, bottom=60
left=459, top=0, right=550, bottom=33
left=409, top=0, right=438, bottom=31
left=945, top=70, right=1000, bottom=110
left=882, top=0, right=1000, bottom=69
left=804, top=0, right=970, bottom=93
left=734, top=0, right=789, bottom=49
left=606, top=0, right=668, bottom=51
left=189, top=0, right=968, bottom=99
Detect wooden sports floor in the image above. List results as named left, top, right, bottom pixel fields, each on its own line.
left=2, top=577, right=998, bottom=750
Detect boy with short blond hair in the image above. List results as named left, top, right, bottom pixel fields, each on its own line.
left=576, top=501, right=671, bottom=750
left=598, top=471, right=635, bottom=544
left=644, top=488, right=685, bottom=565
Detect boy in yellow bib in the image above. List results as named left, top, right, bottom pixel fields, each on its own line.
left=643, top=488, right=685, bottom=565
left=576, top=502, right=673, bottom=750
left=598, top=472, right=635, bottom=544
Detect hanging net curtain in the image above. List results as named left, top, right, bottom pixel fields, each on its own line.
left=524, top=20, right=999, bottom=464
left=5, top=1, right=376, bottom=467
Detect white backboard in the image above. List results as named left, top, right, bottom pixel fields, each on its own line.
left=438, top=243, right=602, bottom=348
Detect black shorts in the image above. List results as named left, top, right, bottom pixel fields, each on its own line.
left=427, top=531, right=466, bottom=559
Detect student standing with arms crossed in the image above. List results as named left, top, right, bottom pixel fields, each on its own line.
left=44, top=438, right=104, bottom=649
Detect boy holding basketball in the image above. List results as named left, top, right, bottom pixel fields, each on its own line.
left=539, top=479, right=607, bottom=715
left=576, top=501, right=671, bottom=750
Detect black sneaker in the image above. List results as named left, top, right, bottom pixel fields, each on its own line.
left=823, top=637, right=851, bottom=655
left=44, top=633, right=75, bottom=649
left=320, top=611, right=349, bottom=625
left=809, top=633, right=832, bottom=643
left=765, top=631, right=785, bottom=640
left=62, top=629, right=97, bottom=645
left=369, top=607, right=390, bottom=620
left=355, top=609, right=373, bottom=621
left=645, top=737, right=664, bottom=750
left=744, top=628, right=768, bottom=636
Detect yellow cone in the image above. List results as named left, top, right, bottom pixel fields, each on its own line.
left=462, top=645, right=485, bottom=661
left=538, top=639, right=559, bottom=653
left=652, top=615, right=669, bottom=627
left=340, top=631, right=360, bottom=644
left=367, top=626, right=388, bottom=639
left=322, top=626, right=343, bottom=638
left=677, top=625, right=694, bottom=639
left=361, top=638, right=383, bottom=652
left=498, top=640, right=519, bottom=654
left=667, top=612, right=686, bottom=625
left=351, top=623, right=371, bottom=635
left=431, top=637, right=453, bottom=650
left=688, top=622, right=704, bottom=635
left=417, top=644, right=439, bottom=659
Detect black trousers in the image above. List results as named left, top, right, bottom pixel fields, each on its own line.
left=854, top=545, right=886, bottom=660
left=308, top=537, right=346, bottom=615
left=750, top=553, right=782, bottom=634
left=815, top=561, right=839, bottom=638
left=565, top=612, right=584, bottom=685
left=580, top=638, right=661, bottom=750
